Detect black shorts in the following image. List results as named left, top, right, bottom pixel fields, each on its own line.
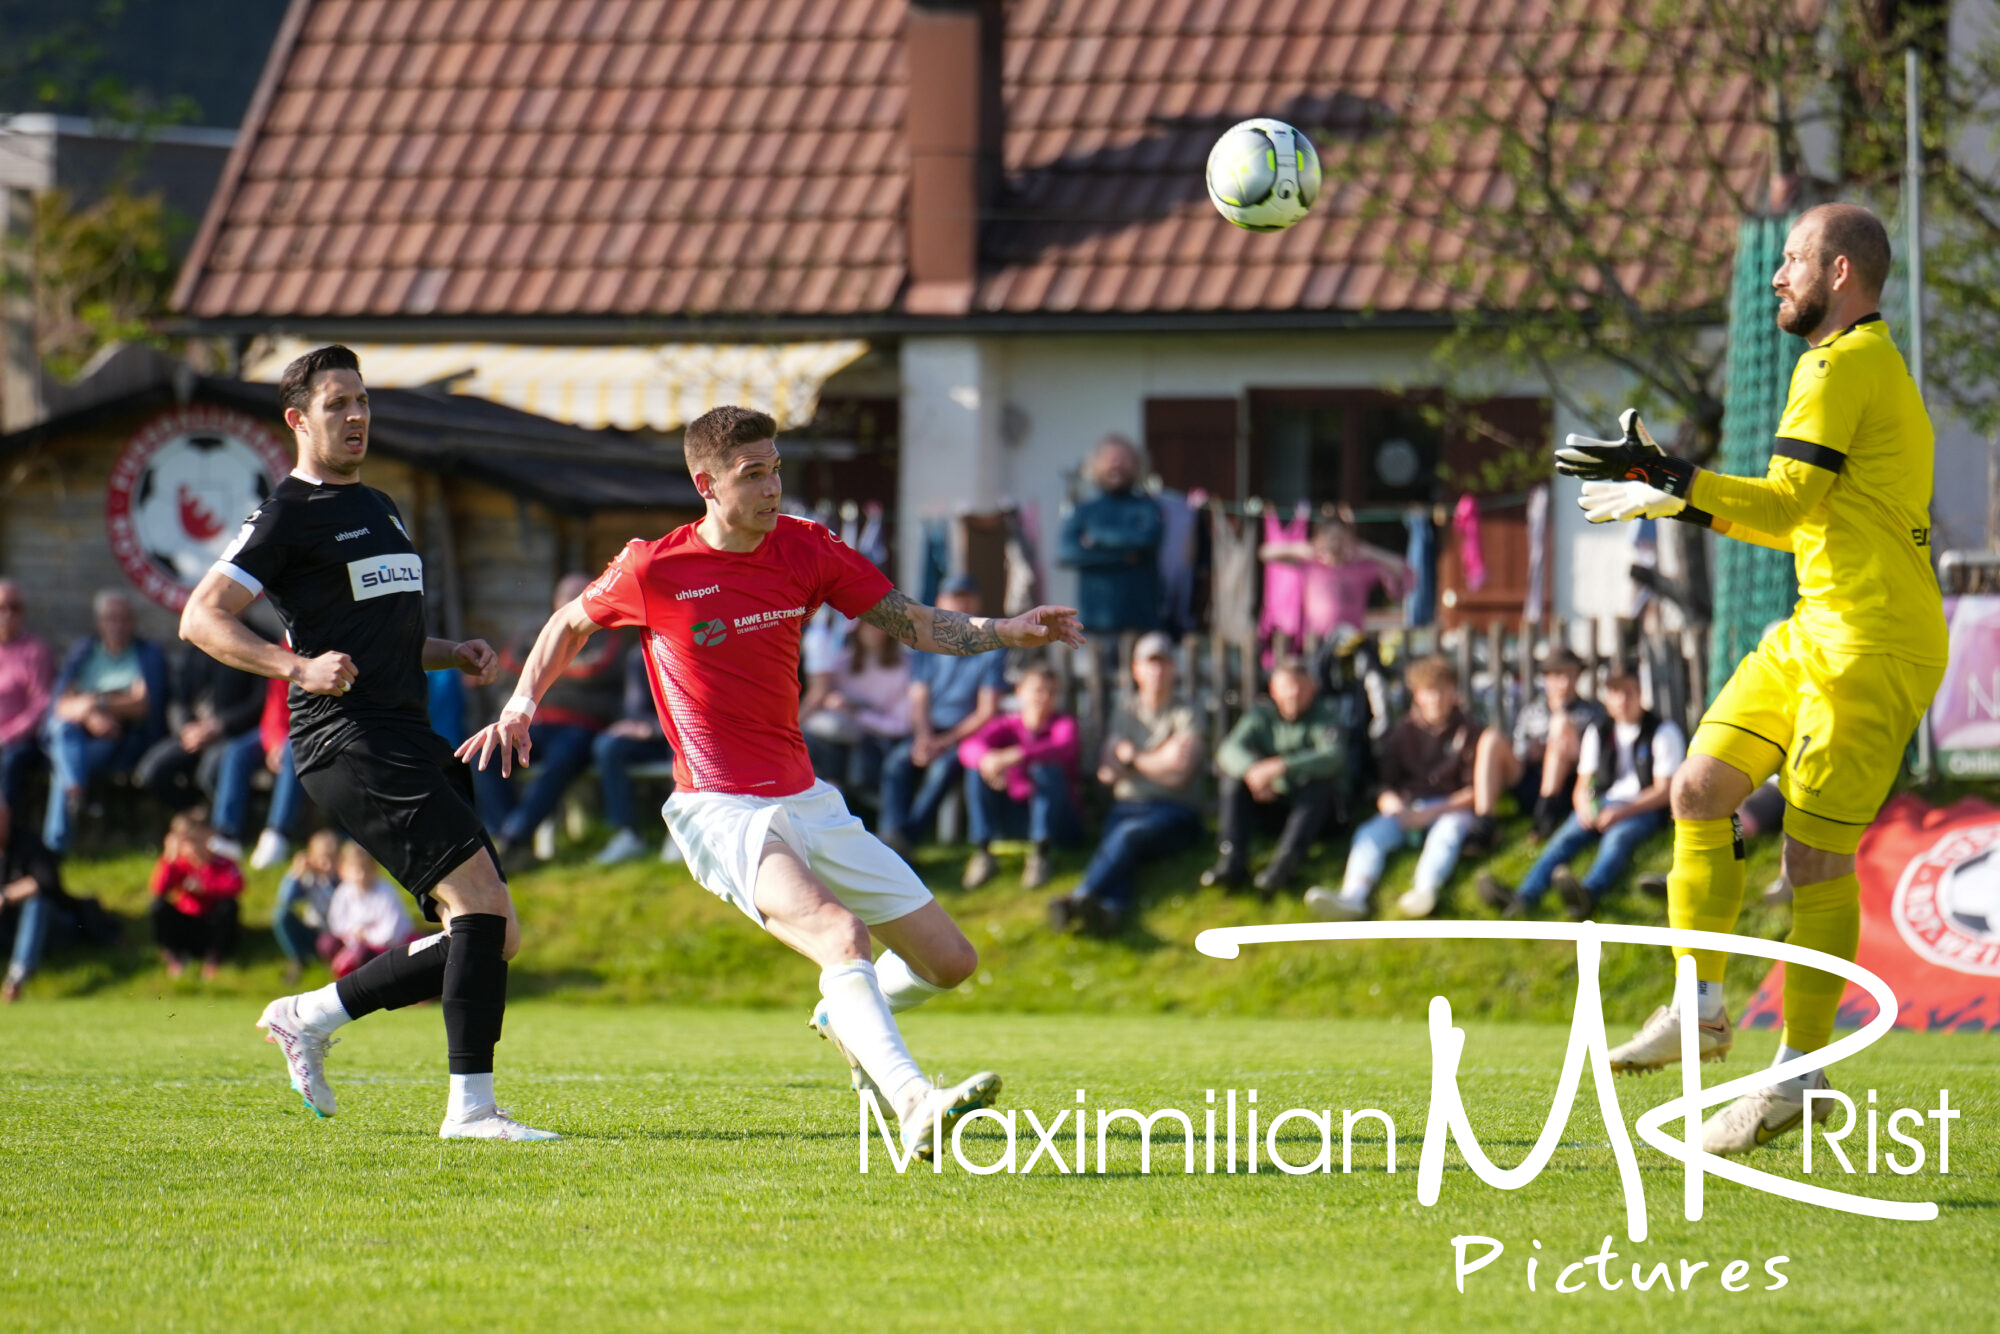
left=295, top=722, right=499, bottom=922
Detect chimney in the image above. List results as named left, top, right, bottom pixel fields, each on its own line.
left=904, top=0, right=1001, bottom=317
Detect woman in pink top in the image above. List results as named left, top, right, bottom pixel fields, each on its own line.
left=1262, top=518, right=1409, bottom=641
left=957, top=665, right=1080, bottom=891
left=801, top=619, right=912, bottom=800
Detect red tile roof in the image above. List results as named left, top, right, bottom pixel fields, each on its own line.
left=176, top=0, right=1764, bottom=323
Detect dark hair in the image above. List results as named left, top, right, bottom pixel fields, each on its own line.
left=684, top=405, right=777, bottom=478
left=1804, top=203, right=1892, bottom=295
left=277, top=344, right=362, bottom=414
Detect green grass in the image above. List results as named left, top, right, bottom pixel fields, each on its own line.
left=34, top=818, right=1793, bottom=1024
left=2, top=1000, right=1994, bottom=1332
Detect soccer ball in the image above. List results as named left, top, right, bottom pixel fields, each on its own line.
left=1205, top=118, right=1322, bottom=232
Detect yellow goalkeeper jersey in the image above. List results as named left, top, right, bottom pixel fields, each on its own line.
left=1690, top=313, right=1946, bottom=666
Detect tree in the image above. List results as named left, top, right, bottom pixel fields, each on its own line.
left=24, top=183, right=184, bottom=382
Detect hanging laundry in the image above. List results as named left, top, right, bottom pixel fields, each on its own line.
left=1524, top=484, right=1549, bottom=624
left=1404, top=509, right=1437, bottom=627
left=1452, top=493, right=1487, bottom=593
left=1259, top=507, right=1308, bottom=642
left=1155, top=489, right=1199, bottom=635
left=1209, top=507, right=1260, bottom=642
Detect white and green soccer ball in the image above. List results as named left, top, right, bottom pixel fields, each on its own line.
left=1205, top=117, right=1322, bottom=232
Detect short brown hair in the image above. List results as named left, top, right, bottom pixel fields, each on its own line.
left=1018, top=663, right=1062, bottom=692
left=278, top=344, right=361, bottom=414
left=1602, top=671, right=1641, bottom=695
left=1802, top=203, right=1891, bottom=295
left=684, top=405, right=777, bottom=478
left=1405, top=654, right=1458, bottom=693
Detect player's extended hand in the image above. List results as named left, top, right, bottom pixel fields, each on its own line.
left=293, top=650, right=357, bottom=696
left=1554, top=409, right=1696, bottom=496
left=996, top=605, right=1085, bottom=650
left=455, top=714, right=533, bottom=777
left=1578, top=479, right=1686, bottom=523
left=453, top=638, right=500, bottom=686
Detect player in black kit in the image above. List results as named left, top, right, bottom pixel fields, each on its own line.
left=180, top=344, right=556, bottom=1141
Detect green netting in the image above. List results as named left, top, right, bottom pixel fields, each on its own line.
left=1708, top=214, right=1809, bottom=699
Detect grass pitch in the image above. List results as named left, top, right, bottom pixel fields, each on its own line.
left=2, top=999, right=1994, bottom=1332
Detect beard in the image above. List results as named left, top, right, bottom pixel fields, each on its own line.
left=1777, top=277, right=1830, bottom=336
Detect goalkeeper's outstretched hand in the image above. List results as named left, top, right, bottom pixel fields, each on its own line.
left=1579, top=479, right=1685, bottom=523
left=1554, top=409, right=1696, bottom=496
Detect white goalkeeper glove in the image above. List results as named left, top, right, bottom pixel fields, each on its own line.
left=1578, top=479, right=1686, bottom=523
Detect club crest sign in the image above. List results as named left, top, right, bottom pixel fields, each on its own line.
left=106, top=405, right=290, bottom=610
left=1892, top=821, right=2000, bottom=977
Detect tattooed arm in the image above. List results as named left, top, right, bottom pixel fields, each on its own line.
left=859, top=588, right=1086, bottom=656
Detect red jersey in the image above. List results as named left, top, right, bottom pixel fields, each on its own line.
left=580, top=515, right=892, bottom=796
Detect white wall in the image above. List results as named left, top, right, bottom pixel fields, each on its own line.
left=898, top=330, right=1630, bottom=619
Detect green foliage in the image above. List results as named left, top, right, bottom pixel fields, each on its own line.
left=0, top=1000, right=1993, bottom=1331
left=23, top=183, right=185, bottom=381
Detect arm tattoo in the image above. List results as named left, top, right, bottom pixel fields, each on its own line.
left=862, top=588, right=1003, bottom=655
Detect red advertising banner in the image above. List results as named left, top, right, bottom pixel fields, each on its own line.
left=1743, top=794, right=2000, bottom=1034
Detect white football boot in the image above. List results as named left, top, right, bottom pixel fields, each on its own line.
left=808, top=1000, right=883, bottom=1100
left=439, top=1106, right=561, bottom=1141
left=900, top=1071, right=1003, bottom=1161
left=256, top=995, right=339, bottom=1117
left=1304, top=886, right=1369, bottom=921
left=1607, top=1004, right=1733, bottom=1075
left=1701, top=1072, right=1834, bottom=1155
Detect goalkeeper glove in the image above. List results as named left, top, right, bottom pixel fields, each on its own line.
left=1554, top=408, right=1697, bottom=497
left=1577, top=480, right=1714, bottom=527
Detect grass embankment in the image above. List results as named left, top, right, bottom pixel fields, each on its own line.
left=35, top=819, right=1791, bottom=1025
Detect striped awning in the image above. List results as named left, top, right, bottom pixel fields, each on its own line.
left=242, top=339, right=869, bottom=432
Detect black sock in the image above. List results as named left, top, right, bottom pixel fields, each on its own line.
left=334, top=932, right=449, bottom=1019
left=442, top=913, right=508, bottom=1076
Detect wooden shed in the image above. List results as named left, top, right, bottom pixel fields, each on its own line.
left=0, top=347, right=701, bottom=652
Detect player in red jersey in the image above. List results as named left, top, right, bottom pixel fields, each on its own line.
left=459, top=406, right=1084, bottom=1155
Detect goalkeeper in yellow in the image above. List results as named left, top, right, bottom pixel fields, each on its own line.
left=1554, top=203, right=1945, bottom=1155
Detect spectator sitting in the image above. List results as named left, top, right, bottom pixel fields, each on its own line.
left=1047, top=632, right=1207, bottom=937
left=1203, top=657, right=1346, bottom=898
left=592, top=643, right=679, bottom=865
left=273, top=828, right=342, bottom=983
left=1, top=796, right=97, bottom=1001
left=801, top=619, right=911, bottom=808
left=1479, top=672, right=1682, bottom=920
left=877, top=575, right=1004, bottom=854
left=958, top=664, right=1081, bottom=890
left=1058, top=436, right=1163, bottom=671
left=474, top=572, right=626, bottom=861
left=1308, top=654, right=1483, bottom=922
left=42, top=590, right=167, bottom=854
left=244, top=677, right=311, bottom=870
left=318, top=841, right=415, bottom=979
left=1505, top=647, right=1606, bottom=839
left=134, top=642, right=265, bottom=859
left=0, top=579, right=53, bottom=818
left=148, top=809, right=243, bottom=980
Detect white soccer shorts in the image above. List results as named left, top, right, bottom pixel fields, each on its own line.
left=663, top=779, right=934, bottom=927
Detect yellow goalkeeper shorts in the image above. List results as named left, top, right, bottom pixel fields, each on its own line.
left=1690, top=618, right=1942, bottom=854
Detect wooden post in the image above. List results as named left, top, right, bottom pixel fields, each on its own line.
left=1485, top=620, right=1506, bottom=729
left=1237, top=635, right=1258, bottom=733
left=1208, top=631, right=1228, bottom=757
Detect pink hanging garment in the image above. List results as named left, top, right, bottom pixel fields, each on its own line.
left=1259, top=508, right=1308, bottom=641
left=1453, top=494, right=1487, bottom=593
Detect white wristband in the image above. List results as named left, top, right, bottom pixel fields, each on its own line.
left=501, top=695, right=537, bottom=724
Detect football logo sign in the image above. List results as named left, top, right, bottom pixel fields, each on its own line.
left=105, top=405, right=291, bottom=611
left=1892, top=822, right=2000, bottom=977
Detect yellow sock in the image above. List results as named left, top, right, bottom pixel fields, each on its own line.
left=1780, top=873, right=1861, bottom=1053
left=1666, top=817, right=1745, bottom=984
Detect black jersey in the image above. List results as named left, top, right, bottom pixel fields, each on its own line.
left=215, top=474, right=430, bottom=753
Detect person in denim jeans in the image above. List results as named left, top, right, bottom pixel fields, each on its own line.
left=1047, top=634, right=1206, bottom=936
left=957, top=665, right=1081, bottom=890
left=41, top=591, right=168, bottom=853
left=1479, top=673, right=1682, bottom=920
left=877, top=577, right=1003, bottom=853
left=1, top=798, right=75, bottom=1001
left=592, top=643, right=677, bottom=865
left=1309, top=654, right=1482, bottom=921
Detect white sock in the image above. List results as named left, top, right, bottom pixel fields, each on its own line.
left=819, top=959, right=928, bottom=1116
left=874, top=951, right=949, bottom=1014
left=1770, top=1044, right=1819, bottom=1101
left=447, top=1072, right=496, bottom=1121
left=294, top=983, right=350, bottom=1033
left=1694, top=980, right=1726, bottom=1023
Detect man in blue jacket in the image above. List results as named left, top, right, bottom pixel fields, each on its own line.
left=1059, top=436, right=1162, bottom=644
left=42, top=590, right=167, bottom=853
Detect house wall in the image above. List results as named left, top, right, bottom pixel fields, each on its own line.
left=898, top=330, right=1622, bottom=623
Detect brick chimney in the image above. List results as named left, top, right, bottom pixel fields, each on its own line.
left=904, top=0, right=1001, bottom=317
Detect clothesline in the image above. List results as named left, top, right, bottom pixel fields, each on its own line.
left=1194, top=492, right=1531, bottom=523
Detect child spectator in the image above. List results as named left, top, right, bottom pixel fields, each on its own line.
left=148, top=809, right=243, bottom=979
left=957, top=664, right=1080, bottom=890
left=592, top=644, right=678, bottom=865
left=1503, top=648, right=1606, bottom=839
left=1478, top=672, right=1682, bottom=920
left=1205, top=657, right=1346, bottom=897
left=273, top=829, right=342, bottom=983
left=801, top=619, right=912, bottom=805
left=1309, top=654, right=1484, bottom=921
left=318, top=841, right=414, bottom=979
